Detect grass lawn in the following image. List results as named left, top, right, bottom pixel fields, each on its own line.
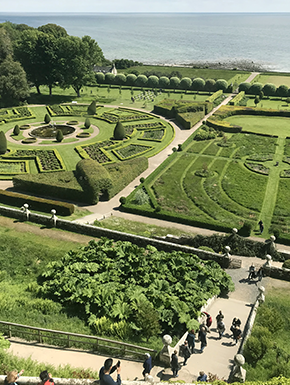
left=254, top=74, right=290, bottom=87
left=244, top=96, right=290, bottom=110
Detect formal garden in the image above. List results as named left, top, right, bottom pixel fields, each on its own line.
left=122, top=104, right=290, bottom=243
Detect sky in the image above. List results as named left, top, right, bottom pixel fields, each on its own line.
left=1, top=0, right=290, bottom=13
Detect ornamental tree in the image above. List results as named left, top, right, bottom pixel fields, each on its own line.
left=105, top=72, right=115, bottom=85
left=170, top=76, right=180, bottom=91
left=85, top=118, right=91, bottom=129
left=159, top=76, right=170, bottom=89
left=135, top=75, right=148, bottom=87
left=126, top=74, right=137, bottom=86
left=192, top=78, right=205, bottom=92
left=215, top=79, right=228, bottom=92
left=56, top=129, right=63, bottom=142
left=44, top=114, right=51, bottom=124
left=87, top=100, right=96, bottom=115
left=148, top=75, right=159, bottom=88
left=249, top=82, right=263, bottom=95
left=179, top=77, right=192, bottom=91
left=239, top=82, right=251, bottom=94
left=277, top=85, right=289, bottom=98
left=262, top=83, right=276, bottom=97
left=95, top=72, right=105, bottom=84
left=114, top=121, right=125, bottom=140
left=0, top=131, right=7, bottom=154
left=13, top=125, right=20, bottom=136
left=204, top=79, right=216, bottom=92
left=114, top=73, right=126, bottom=86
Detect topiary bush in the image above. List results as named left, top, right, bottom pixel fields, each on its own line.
left=87, top=101, right=96, bottom=115
left=13, top=125, right=20, bottom=136
left=238, top=221, right=252, bottom=237
left=84, top=118, right=91, bottom=129
left=56, top=129, right=63, bottom=143
left=119, top=196, right=127, bottom=205
left=140, top=177, right=145, bottom=183
left=0, top=131, right=7, bottom=154
left=113, top=121, right=125, bottom=140
left=44, top=114, right=51, bottom=124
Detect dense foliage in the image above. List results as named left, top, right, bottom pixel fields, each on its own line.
left=38, top=238, right=234, bottom=338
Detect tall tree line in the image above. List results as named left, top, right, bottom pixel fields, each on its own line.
left=0, top=22, right=109, bottom=105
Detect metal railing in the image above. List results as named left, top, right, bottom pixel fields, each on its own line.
left=0, top=321, right=156, bottom=360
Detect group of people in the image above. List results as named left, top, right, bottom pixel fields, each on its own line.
left=248, top=263, right=263, bottom=281
left=4, top=370, right=54, bottom=385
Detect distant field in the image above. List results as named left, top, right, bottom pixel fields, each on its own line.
left=120, top=65, right=250, bottom=82
left=254, top=74, right=290, bottom=87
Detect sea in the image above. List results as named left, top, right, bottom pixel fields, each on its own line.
left=0, top=12, right=290, bottom=72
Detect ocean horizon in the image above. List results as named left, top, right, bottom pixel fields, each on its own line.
left=1, top=12, right=290, bottom=72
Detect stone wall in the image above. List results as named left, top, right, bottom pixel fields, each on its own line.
left=0, top=205, right=232, bottom=268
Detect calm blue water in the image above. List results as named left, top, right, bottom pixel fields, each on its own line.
left=1, top=13, right=290, bottom=72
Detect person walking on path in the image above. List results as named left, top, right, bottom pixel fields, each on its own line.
left=216, top=310, right=224, bottom=328
left=197, top=371, right=208, bottom=382
left=257, top=266, right=264, bottom=282
left=230, top=318, right=241, bottom=337
left=186, top=329, right=196, bottom=353
left=180, top=340, right=191, bottom=366
left=142, top=353, right=152, bottom=378
left=100, top=358, right=121, bottom=385
left=259, top=220, right=264, bottom=234
left=217, top=320, right=226, bottom=339
left=248, top=264, right=256, bottom=280
left=203, top=311, right=212, bottom=329
left=199, top=325, right=207, bottom=353
left=232, top=325, right=242, bottom=345
left=171, top=350, right=180, bottom=377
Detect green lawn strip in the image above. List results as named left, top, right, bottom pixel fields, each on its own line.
left=222, top=161, right=267, bottom=212
left=254, top=73, right=290, bottom=87
left=204, top=158, right=258, bottom=222
left=246, top=97, right=290, bottom=110
left=227, top=115, right=290, bottom=138
left=182, top=156, right=242, bottom=226
left=94, top=216, right=196, bottom=238
left=229, top=133, right=277, bottom=159
left=258, top=137, right=286, bottom=235
left=202, top=140, right=221, bottom=156
left=272, top=178, right=290, bottom=241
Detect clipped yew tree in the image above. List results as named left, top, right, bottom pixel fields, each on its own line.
left=44, top=113, right=51, bottom=124
left=87, top=100, right=96, bottom=115
left=85, top=118, right=91, bottom=129
left=0, top=131, right=7, bottom=154
left=114, top=120, right=125, bottom=140
left=56, top=129, right=63, bottom=142
left=13, top=125, right=20, bottom=136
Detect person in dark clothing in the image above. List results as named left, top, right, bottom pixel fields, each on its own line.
left=215, top=310, right=224, bottom=327
left=230, top=318, right=241, bottom=337
left=99, top=358, right=121, bottom=385
left=38, top=371, right=54, bottom=385
left=171, top=350, right=179, bottom=377
left=142, top=353, right=152, bottom=378
left=233, top=326, right=242, bottom=345
left=180, top=340, right=191, bottom=365
left=198, top=326, right=207, bottom=353
left=258, top=220, right=264, bottom=234
left=186, top=329, right=196, bottom=353
left=197, top=371, right=208, bottom=382
left=217, top=320, right=225, bottom=339
left=203, top=312, right=212, bottom=329
left=248, top=264, right=256, bottom=280
left=257, top=266, right=264, bottom=281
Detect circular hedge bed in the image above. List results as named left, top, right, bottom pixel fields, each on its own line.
left=20, top=124, right=30, bottom=130
left=22, top=138, right=37, bottom=144
left=76, top=132, right=91, bottom=138
left=67, top=120, right=79, bottom=125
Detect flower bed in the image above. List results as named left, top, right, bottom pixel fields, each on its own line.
left=76, top=132, right=91, bottom=138
left=99, top=112, right=153, bottom=123
left=123, top=122, right=165, bottom=131
left=21, top=138, right=37, bottom=144
left=0, top=160, right=28, bottom=174
left=140, top=129, right=165, bottom=141
left=245, top=162, right=270, bottom=175
left=113, top=144, right=153, bottom=160
left=79, top=140, right=116, bottom=163
left=20, top=125, right=30, bottom=130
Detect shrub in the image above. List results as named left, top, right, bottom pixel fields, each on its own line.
left=134, top=189, right=149, bottom=205
left=206, top=90, right=223, bottom=103
left=76, top=159, right=113, bottom=204
left=140, top=177, right=145, bottom=183
left=114, top=73, right=126, bottom=86
left=148, top=75, right=159, bottom=88
left=44, top=114, right=51, bottom=124
left=238, top=221, right=252, bottom=237
left=0, top=131, right=7, bottom=154
left=135, top=75, right=148, bottom=87
left=191, top=78, right=205, bottom=92
left=263, top=83, right=277, bottom=97
left=159, top=76, right=170, bottom=89
left=113, top=121, right=125, bottom=140
left=179, top=77, right=192, bottom=91
left=282, top=259, right=290, bottom=269
left=13, top=125, right=20, bottom=136
left=249, top=82, right=263, bottom=95
left=229, top=91, right=245, bottom=106
left=119, top=196, right=127, bottom=205
left=95, top=72, right=105, bottom=84
left=85, top=118, right=91, bottom=129
left=215, top=79, right=228, bottom=92
left=126, top=74, right=137, bottom=86
left=0, top=188, right=74, bottom=215
left=105, top=73, right=115, bottom=84
left=170, top=77, right=180, bottom=90
left=239, top=82, right=251, bottom=93
left=56, top=129, right=63, bottom=142
left=87, top=101, right=96, bottom=115
left=204, top=79, right=216, bottom=92
left=243, top=326, right=272, bottom=365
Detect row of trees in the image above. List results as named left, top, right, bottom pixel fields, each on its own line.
left=0, top=22, right=109, bottom=104
left=239, top=82, right=290, bottom=97
left=95, top=72, right=232, bottom=92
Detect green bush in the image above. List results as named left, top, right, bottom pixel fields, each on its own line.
left=206, top=89, right=223, bottom=103
left=229, top=91, right=245, bottom=106
left=76, top=159, right=113, bottom=204
left=44, top=113, right=51, bottom=124
left=85, top=117, right=91, bottom=129
left=0, top=188, right=74, bottom=216
left=56, top=129, right=63, bottom=142
left=13, top=125, right=20, bottom=136
left=243, top=326, right=272, bottom=365
left=238, top=222, right=252, bottom=237
left=119, top=196, right=126, bottom=205
left=87, top=101, right=96, bottom=115
left=113, top=121, right=125, bottom=140
left=134, top=189, right=149, bottom=205
left=282, top=259, right=290, bottom=269
left=0, top=131, right=7, bottom=154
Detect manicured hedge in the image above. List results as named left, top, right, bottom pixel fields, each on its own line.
left=229, top=91, right=245, bottom=106
left=13, top=172, right=86, bottom=203
left=76, top=159, right=113, bottom=204
left=206, top=89, right=223, bottom=103
left=0, top=188, right=74, bottom=216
